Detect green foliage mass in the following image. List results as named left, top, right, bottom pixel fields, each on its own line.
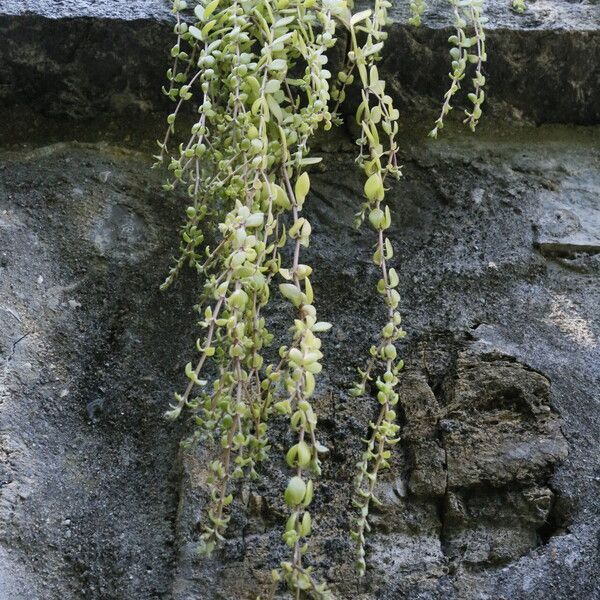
left=155, top=0, right=488, bottom=596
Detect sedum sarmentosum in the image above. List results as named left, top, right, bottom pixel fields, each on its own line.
left=156, top=0, right=486, bottom=595
left=344, top=0, right=404, bottom=579
left=429, top=0, right=487, bottom=138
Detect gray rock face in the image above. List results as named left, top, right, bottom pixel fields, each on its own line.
left=535, top=187, right=600, bottom=268
left=0, top=143, right=197, bottom=599
left=2, top=129, right=599, bottom=600
left=443, top=356, right=567, bottom=489
left=0, top=1, right=599, bottom=600
left=168, top=128, right=600, bottom=600
left=0, top=0, right=172, bottom=19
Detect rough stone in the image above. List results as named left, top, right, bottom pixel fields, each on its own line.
left=442, top=485, right=555, bottom=566
left=534, top=184, right=600, bottom=267
left=166, top=126, right=600, bottom=599
left=408, top=440, right=447, bottom=498
left=0, top=142, right=196, bottom=600
left=1, top=1, right=600, bottom=123
left=443, top=354, right=568, bottom=489
left=2, top=127, right=600, bottom=599
left=1, top=2, right=599, bottom=598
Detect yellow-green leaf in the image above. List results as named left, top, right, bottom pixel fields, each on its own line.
left=364, top=173, right=382, bottom=201
left=295, top=172, right=310, bottom=206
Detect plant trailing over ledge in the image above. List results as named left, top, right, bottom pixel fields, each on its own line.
left=155, top=0, right=486, bottom=596
left=430, top=0, right=487, bottom=138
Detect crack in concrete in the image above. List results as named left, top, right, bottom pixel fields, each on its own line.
left=6, top=333, right=29, bottom=364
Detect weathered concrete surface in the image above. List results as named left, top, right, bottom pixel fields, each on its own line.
left=0, top=0, right=172, bottom=19
left=0, top=143, right=197, bottom=599
left=535, top=186, right=600, bottom=264
left=1, top=0, right=599, bottom=123
left=0, top=11, right=172, bottom=120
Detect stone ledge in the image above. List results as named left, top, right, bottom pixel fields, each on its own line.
left=0, top=0, right=172, bottom=20
left=0, top=0, right=598, bottom=123
left=384, top=0, right=600, bottom=31
left=4, top=0, right=598, bottom=30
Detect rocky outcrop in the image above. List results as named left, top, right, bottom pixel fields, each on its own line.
left=3, top=121, right=599, bottom=600
left=1, top=2, right=599, bottom=599
left=439, top=355, right=567, bottom=564
left=169, top=350, right=572, bottom=598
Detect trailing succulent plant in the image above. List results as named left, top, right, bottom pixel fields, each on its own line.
left=155, top=0, right=486, bottom=596
left=429, top=0, right=487, bottom=138
left=512, top=0, right=526, bottom=13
